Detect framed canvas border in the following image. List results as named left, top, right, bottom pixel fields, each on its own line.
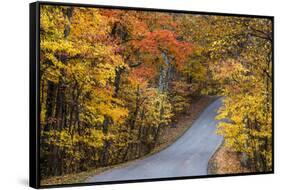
left=30, top=2, right=40, bottom=188
left=29, top=1, right=274, bottom=189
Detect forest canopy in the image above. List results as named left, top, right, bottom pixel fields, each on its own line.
left=39, top=5, right=272, bottom=179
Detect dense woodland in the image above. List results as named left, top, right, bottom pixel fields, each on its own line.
left=40, top=5, right=272, bottom=178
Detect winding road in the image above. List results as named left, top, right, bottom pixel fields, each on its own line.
left=86, top=98, right=224, bottom=182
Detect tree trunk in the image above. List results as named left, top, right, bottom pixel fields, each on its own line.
left=130, top=85, right=140, bottom=129
left=114, top=67, right=125, bottom=96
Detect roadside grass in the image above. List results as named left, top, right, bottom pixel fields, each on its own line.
left=41, top=96, right=217, bottom=186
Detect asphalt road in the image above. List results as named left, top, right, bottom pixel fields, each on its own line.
left=86, top=98, right=224, bottom=182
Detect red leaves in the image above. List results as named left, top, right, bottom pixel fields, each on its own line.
left=100, top=10, right=194, bottom=85
left=136, top=29, right=193, bottom=68
left=131, top=64, right=157, bottom=83
left=101, top=9, right=193, bottom=70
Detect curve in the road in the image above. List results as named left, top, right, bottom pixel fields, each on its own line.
left=86, top=98, right=224, bottom=182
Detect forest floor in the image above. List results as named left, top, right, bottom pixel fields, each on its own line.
left=41, top=96, right=217, bottom=186
left=208, top=142, right=251, bottom=174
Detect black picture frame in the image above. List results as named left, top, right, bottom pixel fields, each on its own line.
left=30, top=1, right=274, bottom=188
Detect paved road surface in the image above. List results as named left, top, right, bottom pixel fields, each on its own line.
left=86, top=98, right=224, bottom=182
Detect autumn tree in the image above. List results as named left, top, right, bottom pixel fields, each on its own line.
left=208, top=17, right=272, bottom=171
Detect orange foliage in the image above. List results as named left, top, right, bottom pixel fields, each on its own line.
left=134, top=29, right=193, bottom=68
left=131, top=64, right=157, bottom=83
